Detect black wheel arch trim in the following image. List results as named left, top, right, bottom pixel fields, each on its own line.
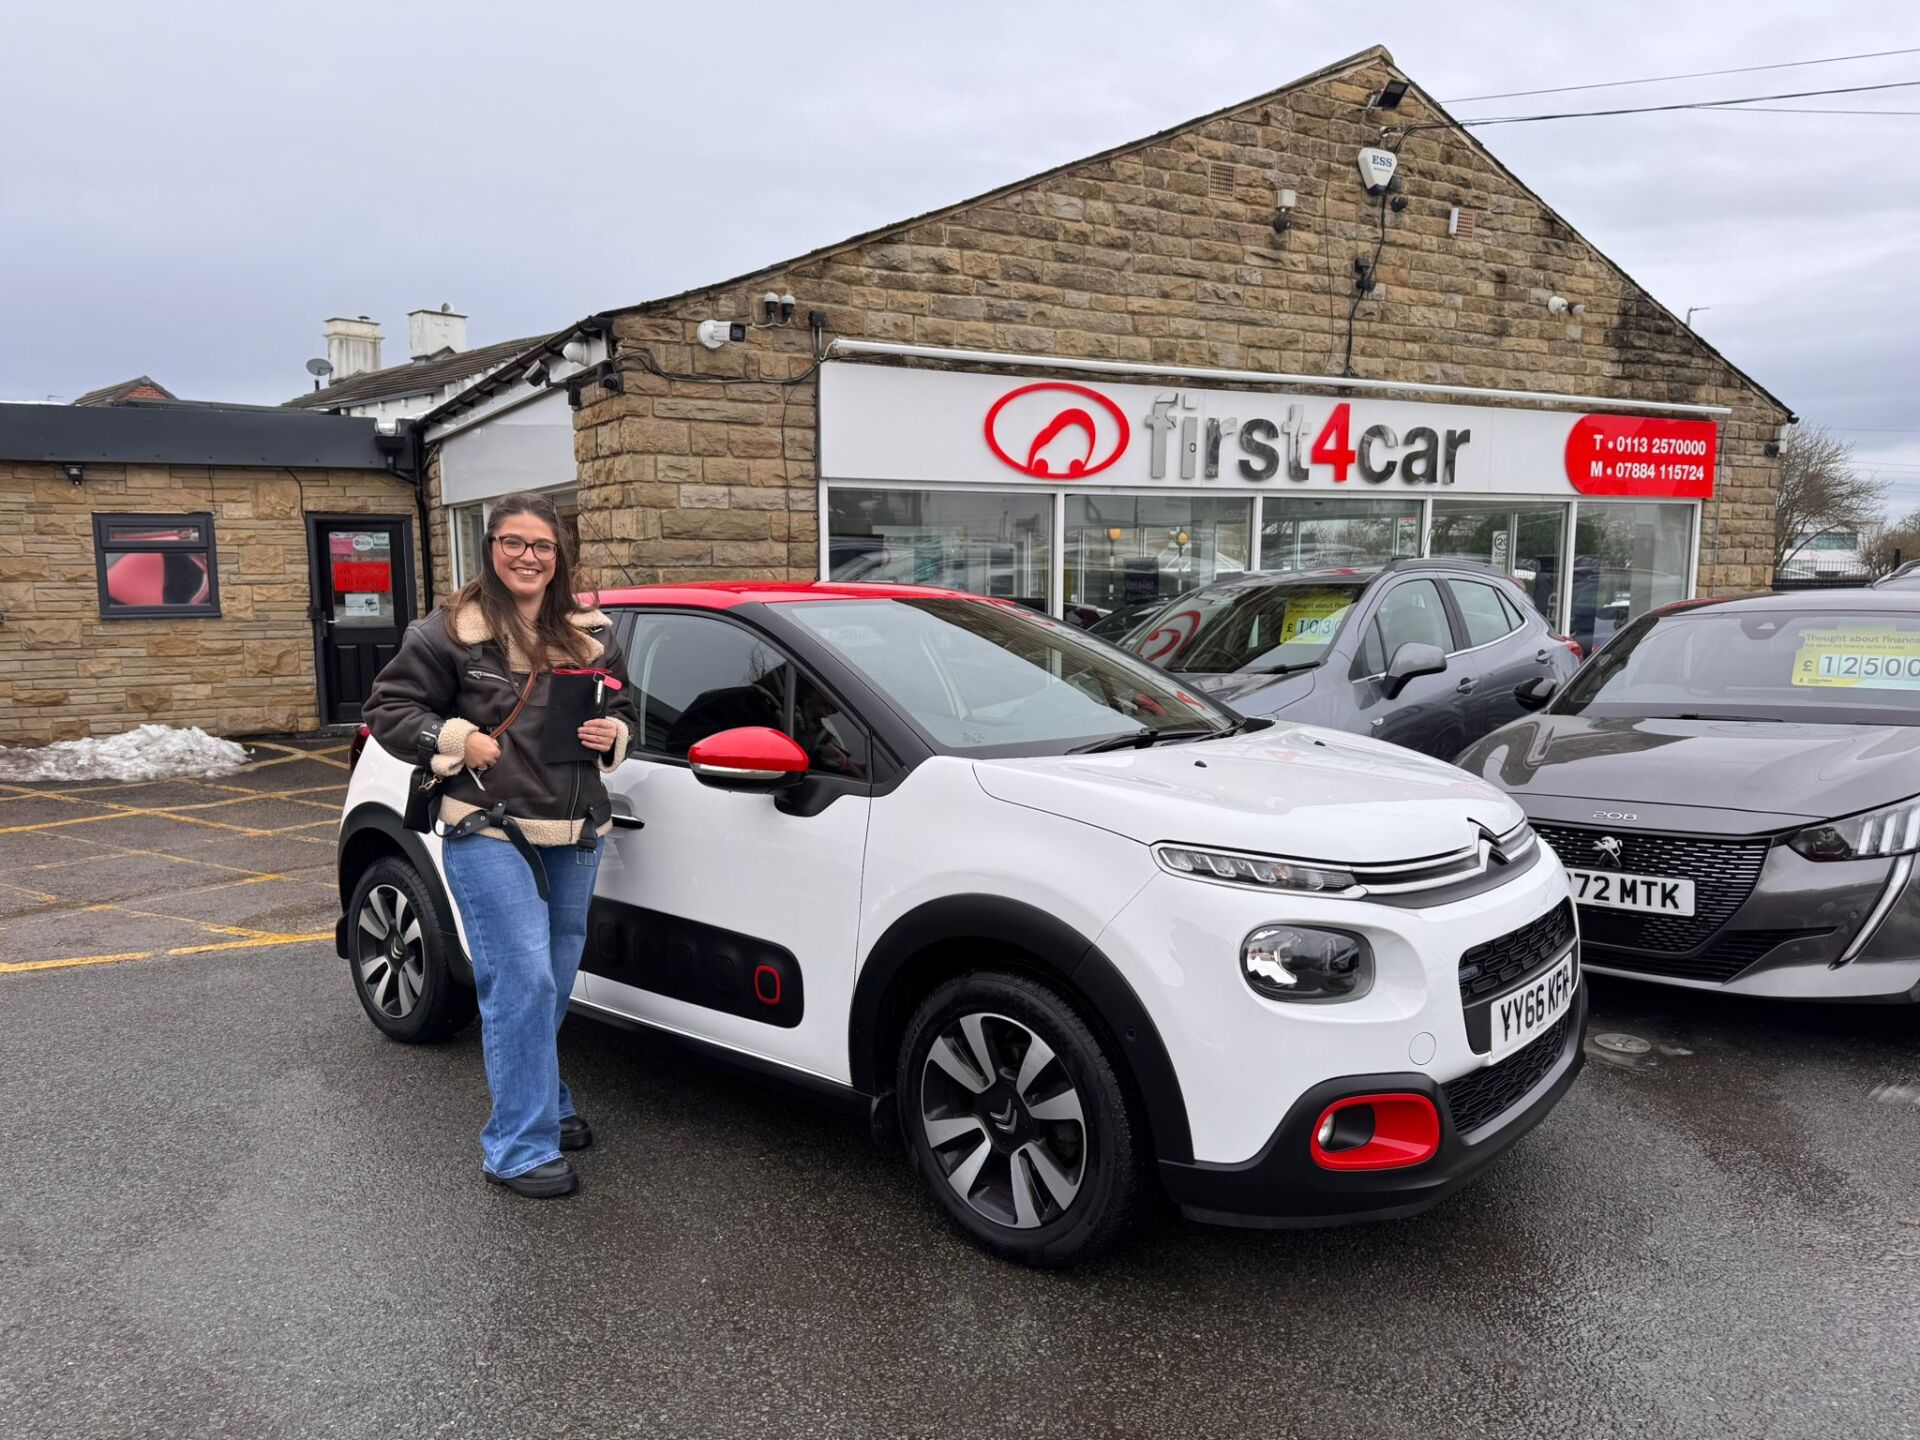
left=848, top=893, right=1194, bottom=1164
left=336, top=802, right=472, bottom=985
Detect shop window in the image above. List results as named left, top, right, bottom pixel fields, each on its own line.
left=1446, top=578, right=1520, bottom=649
left=1429, top=499, right=1568, bottom=629
left=1064, top=495, right=1251, bottom=628
left=827, top=489, right=1051, bottom=609
left=1571, top=502, right=1693, bottom=655
left=1261, top=497, right=1421, bottom=573
left=92, top=513, right=220, bottom=619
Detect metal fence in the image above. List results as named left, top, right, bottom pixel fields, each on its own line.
left=1771, top=571, right=1878, bottom=592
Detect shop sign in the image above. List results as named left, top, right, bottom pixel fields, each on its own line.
left=820, top=363, right=1719, bottom=500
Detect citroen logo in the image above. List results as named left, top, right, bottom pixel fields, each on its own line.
left=988, top=1099, right=1019, bottom=1132
left=1591, top=835, right=1625, bottom=869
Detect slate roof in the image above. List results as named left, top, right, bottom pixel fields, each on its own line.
left=285, top=335, right=540, bottom=411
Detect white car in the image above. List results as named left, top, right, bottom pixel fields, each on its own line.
left=336, top=581, right=1585, bottom=1266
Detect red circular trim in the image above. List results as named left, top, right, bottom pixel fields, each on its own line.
left=983, top=381, right=1131, bottom=479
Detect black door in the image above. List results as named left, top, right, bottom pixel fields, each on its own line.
left=309, top=516, right=414, bottom=724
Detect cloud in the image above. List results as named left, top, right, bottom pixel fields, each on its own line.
left=2, top=0, right=1914, bottom=525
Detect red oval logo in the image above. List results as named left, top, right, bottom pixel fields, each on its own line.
left=983, top=382, right=1130, bottom=479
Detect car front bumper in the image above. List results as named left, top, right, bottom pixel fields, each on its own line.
left=1161, top=984, right=1587, bottom=1227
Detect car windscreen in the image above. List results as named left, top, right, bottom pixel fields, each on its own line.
left=1554, top=607, right=1920, bottom=725
left=779, top=598, right=1232, bottom=754
left=1126, top=582, right=1366, bottom=674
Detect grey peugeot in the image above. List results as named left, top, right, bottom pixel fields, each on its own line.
left=1457, top=589, right=1920, bottom=1002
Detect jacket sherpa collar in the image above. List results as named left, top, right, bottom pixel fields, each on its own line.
left=444, top=599, right=609, bottom=673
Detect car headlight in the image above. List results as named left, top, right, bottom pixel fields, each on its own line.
left=1155, top=844, right=1357, bottom=894
left=1789, top=796, right=1920, bottom=861
left=1241, top=925, right=1373, bottom=1002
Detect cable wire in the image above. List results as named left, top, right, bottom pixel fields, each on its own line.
left=1397, top=78, right=1920, bottom=130
left=1444, top=45, right=1920, bottom=104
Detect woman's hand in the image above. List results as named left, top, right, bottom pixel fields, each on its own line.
left=463, top=731, right=502, bottom=771
left=578, top=718, right=621, bottom=754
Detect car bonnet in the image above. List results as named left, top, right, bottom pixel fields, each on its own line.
left=971, top=722, right=1524, bottom=863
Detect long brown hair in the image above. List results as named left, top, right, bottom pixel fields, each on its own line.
left=452, top=492, right=595, bottom=670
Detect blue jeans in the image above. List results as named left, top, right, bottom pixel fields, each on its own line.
left=442, top=834, right=603, bottom=1178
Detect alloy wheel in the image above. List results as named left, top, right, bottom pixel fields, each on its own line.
left=356, top=883, right=425, bottom=1019
left=919, top=1010, right=1088, bottom=1229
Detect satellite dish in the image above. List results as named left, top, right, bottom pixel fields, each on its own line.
left=306, top=358, right=333, bottom=377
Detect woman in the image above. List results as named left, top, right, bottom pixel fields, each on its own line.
left=363, top=492, right=639, bottom=1199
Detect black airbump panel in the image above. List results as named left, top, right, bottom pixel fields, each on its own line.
left=583, top=898, right=804, bottom=1028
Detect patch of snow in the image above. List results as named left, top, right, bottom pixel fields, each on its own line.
left=0, top=724, right=251, bottom=783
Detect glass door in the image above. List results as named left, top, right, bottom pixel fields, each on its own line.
left=1260, top=496, right=1422, bottom=573
left=1570, top=502, right=1694, bottom=654
left=1063, top=494, right=1252, bottom=629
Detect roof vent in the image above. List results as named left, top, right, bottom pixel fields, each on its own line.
left=1208, top=162, right=1239, bottom=201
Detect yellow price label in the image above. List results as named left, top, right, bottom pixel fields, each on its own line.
left=1791, top=627, right=1920, bottom=690
left=1279, top=591, right=1353, bottom=646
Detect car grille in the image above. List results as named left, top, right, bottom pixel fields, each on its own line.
left=1443, top=1015, right=1571, bottom=1137
left=1534, top=824, right=1771, bottom=954
left=1458, top=899, right=1577, bottom=1003
left=1585, top=928, right=1834, bottom=984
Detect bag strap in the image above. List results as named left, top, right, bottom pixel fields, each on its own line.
left=489, top=668, right=541, bottom=741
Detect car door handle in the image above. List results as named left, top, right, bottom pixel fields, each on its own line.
left=1455, top=677, right=1475, bottom=693
left=1534, top=648, right=1554, bottom=664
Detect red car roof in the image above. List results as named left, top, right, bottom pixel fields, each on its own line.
left=591, top=580, right=990, bottom=610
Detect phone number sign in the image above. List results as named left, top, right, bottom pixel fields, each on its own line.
left=1565, top=415, right=1718, bottom=498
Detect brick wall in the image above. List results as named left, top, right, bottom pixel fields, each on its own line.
left=0, top=462, right=422, bottom=743
left=571, top=48, right=1787, bottom=593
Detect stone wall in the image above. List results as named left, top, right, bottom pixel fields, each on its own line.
left=571, top=47, right=1788, bottom=593
left=0, top=462, right=422, bottom=743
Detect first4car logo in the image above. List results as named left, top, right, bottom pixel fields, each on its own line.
left=982, top=382, right=1131, bottom=478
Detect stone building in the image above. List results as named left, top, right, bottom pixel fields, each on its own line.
left=0, top=400, right=426, bottom=743
left=420, top=44, right=1791, bottom=652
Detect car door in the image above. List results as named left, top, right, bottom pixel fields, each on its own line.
left=1444, top=576, right=1538, bottom=740
left=585, top=609, right=873, bottom=1084
left=1347, top=577, right=1469, bottom=757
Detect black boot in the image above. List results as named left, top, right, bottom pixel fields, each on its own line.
left=484, top=1158, right=580, bottom=1198
left=559, top=1114, right=594, bottom=1151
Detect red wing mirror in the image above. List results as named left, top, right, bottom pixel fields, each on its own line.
left=686, top=727, right=810, bottom=791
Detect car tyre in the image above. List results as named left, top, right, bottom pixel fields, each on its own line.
left=897, top=970, right=1147, bottom=1267
left=346, top=855, right=475, bottom=1043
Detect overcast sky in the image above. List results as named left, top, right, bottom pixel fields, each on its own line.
left=5, top=1, right=1917, bottom=514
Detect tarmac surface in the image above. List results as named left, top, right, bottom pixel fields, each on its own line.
left=2, top=738, right=1918, bottom=1439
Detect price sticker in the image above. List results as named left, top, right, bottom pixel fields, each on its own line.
left=1791, top=627, right=1920, bottom=690
left=1279, top=591, right=1353, bottom=646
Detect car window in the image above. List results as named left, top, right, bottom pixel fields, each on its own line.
left=1126, top=582, right=1366, bottom=675
left=1448, top=579, right=1520, bottom=648
left=1556, top=607, right=1920, bottom=724
left=781, top=597, right=1229, bottom=755
left=627, top=613, right=789, bottom=759
left=1495, top=588, right=1528, bottom=631
left=792, top=672, right=869, bottom=780
left=1374, top=579, right=1451, bottom=660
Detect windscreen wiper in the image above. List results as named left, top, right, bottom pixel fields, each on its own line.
left=1069, top=727, right=1220, bottom=754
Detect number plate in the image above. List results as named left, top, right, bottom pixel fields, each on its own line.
left=1488, top=953, right=1577, bottom=1062
left=1567, top=869, right=1696, bottom=916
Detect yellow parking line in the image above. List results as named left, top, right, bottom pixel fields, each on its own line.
left=0, top=930, right=332, bottom=975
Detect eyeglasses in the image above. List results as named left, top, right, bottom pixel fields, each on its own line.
left=492, top=535, right=558, bottom=560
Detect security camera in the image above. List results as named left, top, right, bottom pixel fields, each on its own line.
left=762, top=291, right=781, bottom=323
left=779, top=292, right=797, bottom=324
left=1547, top=295, right=1570, bottom=316
left=697, top=319, right=748, bottom=349
left=523, top=359, right=551, bottom=388
left=561, top=337, right=592, bottom=366
left=1358, top=146, right=1398, bottom=196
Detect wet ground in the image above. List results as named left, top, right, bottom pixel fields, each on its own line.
left=2, top=744, right=1917, bottom=1439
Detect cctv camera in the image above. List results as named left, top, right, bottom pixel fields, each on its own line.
left=523, top=360, right=551, bottom=388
